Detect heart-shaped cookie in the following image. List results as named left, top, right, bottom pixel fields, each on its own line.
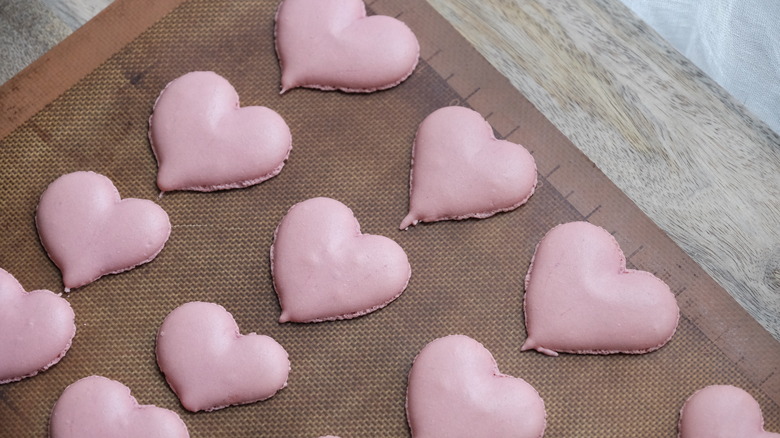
left=0, top=268, right=75, bottom=384
left=679, top=385, right=780, bottom=438
left=271, top=197, right=411, bottom=322
left=274, top=0, right=419, bottom=93
left=156, top=301, right=290, bottom=412
left=400, top=106, right=537, bottom=229
left=50, top=375, right=190, bottom=438
left=36, top=171, right=171, bottom=291
left=406, top=335, right=546, bottom=438
left=149, top=71, right=292, bottom=192
left=522, top=221, right=679, bottom=355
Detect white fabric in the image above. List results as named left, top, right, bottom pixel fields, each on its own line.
left=620, top=0, right=780, bottom=134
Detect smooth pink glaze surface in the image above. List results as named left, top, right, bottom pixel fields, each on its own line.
left=49, top=375, right=189, bottom=438
left=274, top=0, right=419, bottom=93
left=271, top=197, right=411, bottom=322
left=406, top=335, right=546, bottom=438
left=156, top=301, right=290, bottom=412
left=400, top=106, right=537, bottom=229
left=522, top=221, right=679, bottom=356
left=0, top=268, right=75, bottom=384
left=36, top=171, right=171, bottom=291
left=149, top=71, right=292, bottom=192
left=678, top=385, right=780, bottom=438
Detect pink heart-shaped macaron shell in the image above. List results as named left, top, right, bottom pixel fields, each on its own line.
left=522, top=221, right=680, bottom=356
left=36, top=171, right=171, bottom=291
left=0, top=268, right=75, bottom=384
left=400, top=106, right=537, bottom=229
left=149, top=71, right=292, bottom=192
left=271, top=197, right=412, bottom=323
left=156, top=302, right=290, bottom=412
left=406, top=335, right=546, bottom=438
left=49, top=375, right=189, bottom=438
left=275, top=0, right=419, bottom=92
left=679, top=385, right=780, bottom=438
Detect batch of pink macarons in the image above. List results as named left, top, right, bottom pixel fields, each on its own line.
left=2, top=0, right=776, bottom=437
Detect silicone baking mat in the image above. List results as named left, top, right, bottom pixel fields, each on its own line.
left=1, top=0, right=779, bottom=436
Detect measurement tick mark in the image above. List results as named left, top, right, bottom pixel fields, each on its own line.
left=504, top=125, right=520, bottom=139
left=584, top=204, right=601, bottom=220
left=464, top=87, right=481, bottom=101
left=426, top=48, right=442, bottom=62
left=545, top=164, right=560, bottom=178
left=626, top=245, right=644, bottom=261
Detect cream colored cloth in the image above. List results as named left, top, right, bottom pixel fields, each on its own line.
left=620, top=0, right=780, bottom=134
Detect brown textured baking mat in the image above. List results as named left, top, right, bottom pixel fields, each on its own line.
left=1, top=0, right=779, bottom=437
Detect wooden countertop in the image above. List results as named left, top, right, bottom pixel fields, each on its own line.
left=2, top=0, right=779, bottom=342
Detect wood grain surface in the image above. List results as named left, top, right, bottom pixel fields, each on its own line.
left=39, top=0, right=114, bottom=30
left=424, top=0, right=780, bottom=340
left=3, top=0, right=777, bottom=341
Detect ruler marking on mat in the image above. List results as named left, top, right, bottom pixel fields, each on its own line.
left=626, top=245, right=644, bottom=261
left=545, top=164, right=560, bottom=178
left=584, top=204, right=601, bottom=220
left=426, top=48, right=442, bottom=62
left=464, top=87, right=481, bottom=102
left=504, top=125, right=521, bottom=139
left=758, top=370, right=777, bottom=386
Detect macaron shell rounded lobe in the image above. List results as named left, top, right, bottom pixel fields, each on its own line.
left=400, top=106, right=537, bottom=229
left=49, top=375, right=190, bottom=438
left=522, top=221, right=680, bottom=356
left=35, top=171, right=171, bottom=291
left=0, top=268, right=75, bottom=384
left=678, top=385, right=780, bottom=438
left=156, top=301, right=290, bottom=412
left=406, top=335, right=546, bottom=438
left=275, top=0, right=420, bottom=93
left=149, top=71, right=292, bottom=192
left=271, top=197, right=412, bottom=322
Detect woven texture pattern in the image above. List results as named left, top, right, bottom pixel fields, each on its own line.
left=0, top=0, right=778, bottom=436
